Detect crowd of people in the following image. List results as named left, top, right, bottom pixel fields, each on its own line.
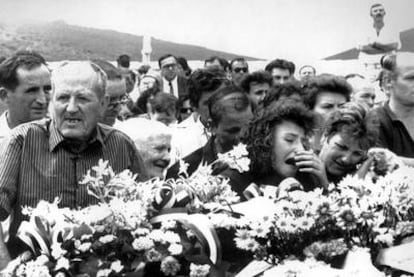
left=0, top=2, right=411, bottom=268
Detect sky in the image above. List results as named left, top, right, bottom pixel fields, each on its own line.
left=1, top=0, right=414, bottom=64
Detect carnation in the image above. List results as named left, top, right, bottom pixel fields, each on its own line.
left=189, top=263, right=210, bottom=277
left=132, top=236, right=154, bottom=251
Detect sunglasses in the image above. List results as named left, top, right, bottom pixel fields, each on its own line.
left=233, top=67, right=248, bottom=74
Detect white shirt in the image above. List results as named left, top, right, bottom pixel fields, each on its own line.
left=0, top=112, right=11, bottom=241
left=170, top=113, right=210, bottom=163
left=359, top=21, right=401, bottom=64
left=162, top=76, right=179, bottom=99
left=0, top=112, right=11, bottom=145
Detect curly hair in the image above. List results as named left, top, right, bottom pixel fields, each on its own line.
left=262, top=80, right=306, bottom=108
left=244, top=98, right=316, bottom=176
left=323, top=102, right=378, bottom=151
left=187, top=66, right=229, bottom=108
left=265, top=59, right=295, bottom=75
left=240, top=70, right=272, bottom=94
left=302, top=74, right=352, bottom=110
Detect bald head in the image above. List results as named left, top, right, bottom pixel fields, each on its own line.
left=52, top=61, right=107, bottom=99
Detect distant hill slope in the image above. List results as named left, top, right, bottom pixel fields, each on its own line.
left=0, top=21, right=258, bottom=61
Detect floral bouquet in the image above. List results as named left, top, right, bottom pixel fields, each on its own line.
left=2, top=144, right=251, bottom=277
left=233, top=164, right=414, bottom=275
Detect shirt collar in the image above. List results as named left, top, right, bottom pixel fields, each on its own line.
left=49, top=120, right=109, bottom=152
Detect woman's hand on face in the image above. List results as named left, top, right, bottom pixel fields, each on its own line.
left=355, top=155, right=374, bottom=179
left=294, top=150, right=329, bottom=188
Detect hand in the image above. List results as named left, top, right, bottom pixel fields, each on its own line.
left=294, top=150, right=329, bottom=188
left=0, top=224, right=10, bottom=270
left=355, top=156, right=374, bottom=179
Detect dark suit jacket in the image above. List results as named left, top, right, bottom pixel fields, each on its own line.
left=161, top=75, right=188, bottom=100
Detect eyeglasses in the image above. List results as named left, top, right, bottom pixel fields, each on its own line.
left=233, top=67, right=248, bottom=74
left=180, top=107, right=193, bottom=114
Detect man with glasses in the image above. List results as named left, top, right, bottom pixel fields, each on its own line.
left=265, top=58, right=295, bottom=85
left=240, top=70, right=273, bottom=105
left=92, top=59, right=127, bottom=127
left=230, top=57, right=249, bottom=87
left=158, top=54, right=188, bottom=101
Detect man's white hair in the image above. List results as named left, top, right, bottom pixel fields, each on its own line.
left=116, top=118, right=172, bottom=146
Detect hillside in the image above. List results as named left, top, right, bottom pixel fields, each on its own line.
left=0, top=21, right=258, bottom=61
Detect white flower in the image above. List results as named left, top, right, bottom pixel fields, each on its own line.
left=80, top=234, right=93, bottom=241
left=110, top=260, right=124, bottom=273
left=55, top=257, right=70, bottom=270
left=132, top=236, right=154, bottom=251
left=96, top=268, right=112, bottom=277
left=163, top=231, right=180, bottom=244
left=77, top=242, right=92, bottom=253
left=168, top=243, right=183, bottom=255
left=189, top=263, right=210, bottom=277
left=99, top=234, right=116, bottom=244
left=149, top=229, right=165, bottom=242
left=178, top=160, right=190, bottom=176
left=35, top=255, right=49, bottom=265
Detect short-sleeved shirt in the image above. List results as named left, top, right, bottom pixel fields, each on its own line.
left=373, top=103, right=414, bottom=158
left=0, top=118, right=147, bottom=256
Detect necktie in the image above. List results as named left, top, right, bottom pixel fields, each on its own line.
left=169, top=81, right=174, bottom=95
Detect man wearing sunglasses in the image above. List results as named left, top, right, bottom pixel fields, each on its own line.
left=230, top=57, right=249, bottom=87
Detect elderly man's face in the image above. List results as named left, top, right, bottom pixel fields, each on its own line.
left=140, top=134, right=171, bottom=178
left=5, top=64, right=51, bottom=126
left=52, top=65, right=105, bottom=141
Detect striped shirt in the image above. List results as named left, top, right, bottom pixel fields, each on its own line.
left=0, top=118, right=147, bottom=253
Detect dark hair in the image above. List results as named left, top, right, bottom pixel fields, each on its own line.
left=302, top=74, right=352, bottom=109
left=204, top=56, right=230, bottom=71
left=0, top=50, right=47, bottom=90
left=117, top=54, right=131, bottom=68
left=230, top=57, right=248, bottom=71
left=148, top=92, right=178, bottom=117
left=138, top=64, right=151, bottom=75
left=265, top=59, right=295, bottom=75
left=207, top=85, right=253, bottom=126
left=323, top=102, right=378, bottom=151
left=158, top=54, right=177, bottom=68
left=240, top=70, right=272, bottom=93
left=176, top=56, right=192, bottom=76
left=245, top=98, right=315, bottom=176
left=262, top=81, right=306, bottom=108
left=91, top=59, right=123, bottom=81
left=187, top=66, right=229, bottom=108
